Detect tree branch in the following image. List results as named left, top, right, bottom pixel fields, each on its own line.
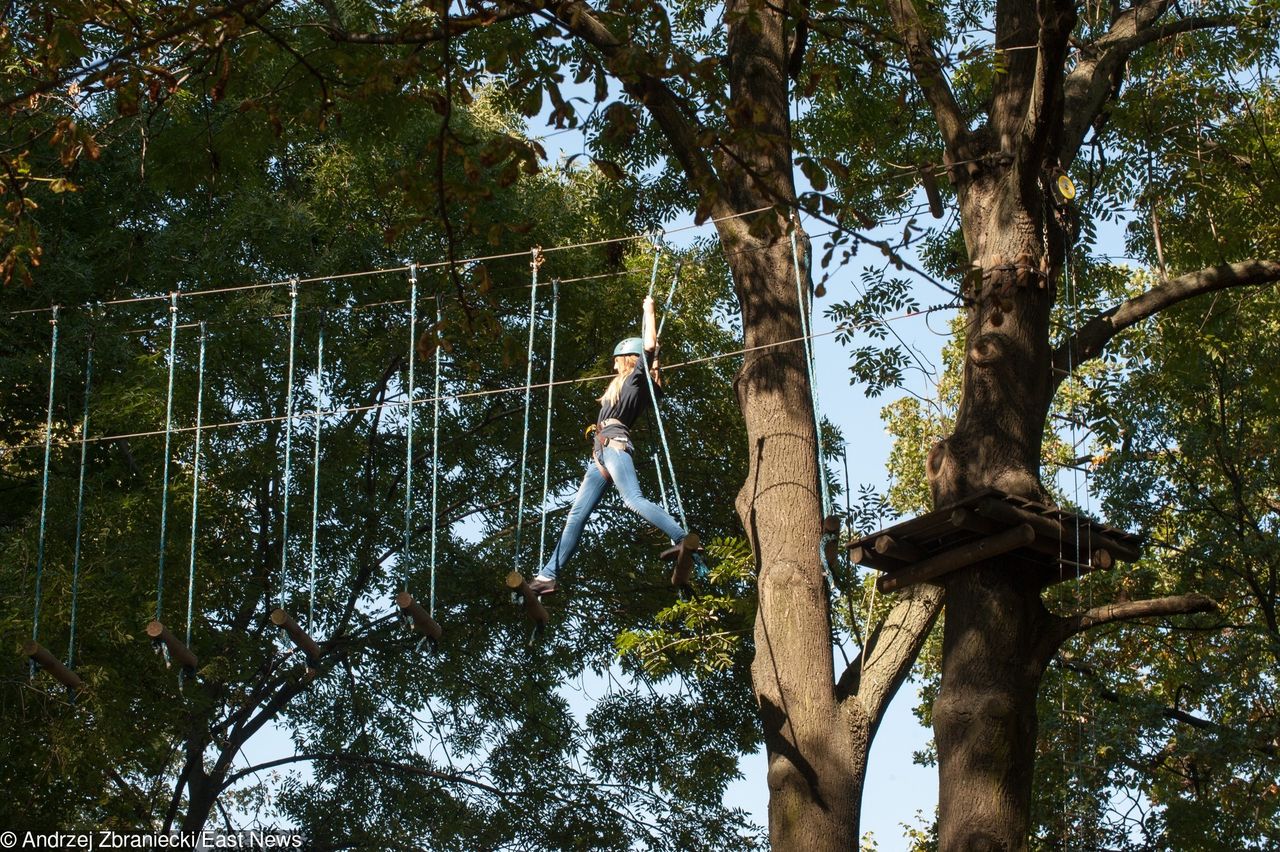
left=1052, top=260, right=1280, bottom=386
left=321, top=7, right=531, bottom=44
left=836, top=583, right=942, bottom=732
left=1019, top=0, right=1076, bottom=170
left=1048, top=593, right=1217, bottom=651
left=534, top=0, right=729, bottom=221
left=219, top=751, right=510, bottom=795
left=884, top=0, right=969, bottom=156
left=1058, top=1, right=1236, bottom=165
left=0, top=0, right=281, bottom=112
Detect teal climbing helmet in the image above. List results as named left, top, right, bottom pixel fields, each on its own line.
left=612, top=337, right=645, bottom=358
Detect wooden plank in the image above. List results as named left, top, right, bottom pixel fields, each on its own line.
left=849, top=544, right=900, bottom=572
left=22, top=641, right=85, bottom=691
left=874, top=534, right=926, bottom=563
left=974, top=497, right=1141, bottom=562
left=878, top=523, right=1036, bottom=593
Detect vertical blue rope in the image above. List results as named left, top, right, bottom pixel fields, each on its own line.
left=429, top=295, right=442, bottom=617
left=185, top=323, right=207, bottom=652
left=308, top=319, right=325, bottom=628
left=278, top=280, right=299, bottom=610
left=652, top=451, right=670, bottom=514
left=403, top=266, right=418, bottom=592
left=791, top=229, right=832, bottom=517
left=638, top=240, right=688, bottom=531
left=156, top=294, right=180, bottom=622
left=67, top=336, right=92, bottom=670
left=536, top=280, right=560, bottom=568
left=30, top=306, right=59, bottom=664
left=512, top=249, right=541, bottom=572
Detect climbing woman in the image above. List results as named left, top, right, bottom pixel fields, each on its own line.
left=527, top=294, right=700, bottom=596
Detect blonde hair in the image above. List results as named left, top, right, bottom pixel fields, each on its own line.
left=599, top=354, right=639, bottom=407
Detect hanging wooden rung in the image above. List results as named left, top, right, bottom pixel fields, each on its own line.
left=506, top=572, right=549, bottom=624
left=877, top=523, right=1035, bottom=593
left=395, top=592, right=443, bottom=641
left=22, top=641, right=85, bottom=691
left=269, top=608, right=322, bottom=665
left=145, top=620, right=199, bottom=670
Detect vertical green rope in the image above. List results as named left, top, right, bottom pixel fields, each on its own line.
left=512, top=249, right=541, bottom=572
left=278, top=280, right=299, bottom=610
left=308, top=318, right=325, bottom=628
left=30, top=305, right=59, bottom=666
left=184, top=323, right=208, bottom=652
left=67, top=336, right=92, bottom=670
left=156, top=294, right=180, bottom=623
left=536, top=280, right=560, bottom=568
left=429, top=295, right=442, bottom=617
left=403, top=266, right=418, bottom=592
left=790, top=228, right=832, bottom=518
left=638, top=240, right=687, bottom=531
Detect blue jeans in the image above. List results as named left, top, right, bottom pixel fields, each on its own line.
left=539, top=446, right=687, bottom=579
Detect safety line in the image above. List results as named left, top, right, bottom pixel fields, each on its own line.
left=5, top=207, right=779, bottom=317
left=792, top=228, right=832, bottom=517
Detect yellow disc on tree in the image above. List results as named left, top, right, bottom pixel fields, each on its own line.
left=1056, top=173, right=1076, bottom=201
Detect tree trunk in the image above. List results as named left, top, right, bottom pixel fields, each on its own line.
left=934, top=560, right=1054, bottom=850
left=724, top=228, right=866, bottom=849
left=928, top=160, right=1065, bottom=849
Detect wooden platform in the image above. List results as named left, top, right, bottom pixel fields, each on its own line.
left=848, top=489, right=1142, bottom=593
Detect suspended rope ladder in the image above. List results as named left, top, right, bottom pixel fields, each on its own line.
left=506, top=249, right=550, bottom=628
left=22, top=306, right=86, bottom=691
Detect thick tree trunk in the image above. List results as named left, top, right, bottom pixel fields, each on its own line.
left=714, top=2, right=871, bottom=847
left=725, top=231, right=866, bottom=850
left=934, top=560, right=1054, bottom=850
left=929, top=168, right=1063, bottom=851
